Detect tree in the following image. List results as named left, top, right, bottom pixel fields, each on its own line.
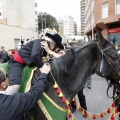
left=38, top=12, right=59, bottom=32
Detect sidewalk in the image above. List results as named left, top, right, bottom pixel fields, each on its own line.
left=68, top=74, right=119, bottom=120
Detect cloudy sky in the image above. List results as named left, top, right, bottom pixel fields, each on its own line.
left=37, top=0, right=80, bottom=26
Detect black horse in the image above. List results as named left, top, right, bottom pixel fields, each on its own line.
left=25, top=30, right=120, bottom=120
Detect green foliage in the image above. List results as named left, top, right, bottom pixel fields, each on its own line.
left=38, top=12, right=59, bottom=32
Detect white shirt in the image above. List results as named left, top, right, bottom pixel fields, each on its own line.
left=0, top=91, right=7, bottom=95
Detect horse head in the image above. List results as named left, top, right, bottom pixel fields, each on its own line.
left=95, top=30, right=120, bottom=85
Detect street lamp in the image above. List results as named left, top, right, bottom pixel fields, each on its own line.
left=41, top=12, right=47, bottom=31
left=91, top=0, right=94, bottom=40
left=44, top=12, right=46, bottom=29
left=40, top=12, right=44, bottom=31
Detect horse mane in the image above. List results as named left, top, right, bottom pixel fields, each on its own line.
left=51, top=48, right=77, bottom=82
left=51, top=41, right=97, bottom=81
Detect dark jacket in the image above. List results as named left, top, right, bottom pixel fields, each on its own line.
left=18, top=39, right=46, bottom=68
left=0, top=73, right=48, bottom=120
left=0, top=51, right=10, bottom=63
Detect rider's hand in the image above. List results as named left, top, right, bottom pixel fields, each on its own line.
left=40, top=41, right=51, bottom=53
left=39, top=63, right=51, bottom=74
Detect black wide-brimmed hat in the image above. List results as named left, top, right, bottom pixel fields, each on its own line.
left=45, top=33, right=64, bottom=49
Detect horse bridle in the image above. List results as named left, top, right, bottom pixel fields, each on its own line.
left=97, top=42, right=120, bottom=108
left=97, top=42, right=120, bottom=78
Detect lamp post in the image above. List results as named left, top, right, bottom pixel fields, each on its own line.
left=44, top=12, right=46, bottom=29
left=40, top=12, right=43, bottom=31
left=91, top=0, right=94, bottom=40
left=41, top=12, right=47, bottom=31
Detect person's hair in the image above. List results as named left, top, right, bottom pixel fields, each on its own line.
left=0, top=69, right=5, bottom=84
left=1, top=46, right=4, bottom=49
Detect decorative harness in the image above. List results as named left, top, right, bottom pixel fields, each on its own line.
left=42, top=42, right=120, bottom=119
left=50, top=70, right=119, bottom=120
left=49, top=42, right=120, bottom=120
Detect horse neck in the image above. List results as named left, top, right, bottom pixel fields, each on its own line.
left=45, top=74, right=66, bottom=108
left=50, top=44, right=101, bottom=101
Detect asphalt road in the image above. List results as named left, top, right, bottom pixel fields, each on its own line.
left=68, top=74, right=119, bottom=120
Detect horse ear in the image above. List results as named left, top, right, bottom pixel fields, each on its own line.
left=95, top=28, right=107, bottom=48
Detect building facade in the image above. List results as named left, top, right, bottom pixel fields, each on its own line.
left=57, top=16, right=77, bottom=38
left=0, top=0, right=38, bottom=50
left=58, top=19, right=64, bottom=37
left=80, top=0, right=85, bottom=36
left=84, top=0, right=94, bottom=40
left=63, top=16, right=75, bottom=37
left=74, top=22, right=77, bottom=35
left=85, top=0, right=120, bottom=45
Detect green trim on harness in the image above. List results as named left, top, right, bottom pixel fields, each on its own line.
left=38, top=93, right=67, bottom=120
left=0, top=63, right=8, bottom=74
left=19, top=65, right=67, bottom=120
left=19, top=65, right=37, bottom=92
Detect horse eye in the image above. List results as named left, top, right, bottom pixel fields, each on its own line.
left=110, top=55, right=119, bottom=62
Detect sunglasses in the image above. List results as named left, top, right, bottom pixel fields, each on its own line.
left=6, top=73, right=8, bottom=78
left=3, top=73, right=8, bottom=82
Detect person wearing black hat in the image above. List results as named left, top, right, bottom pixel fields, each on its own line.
left=6, top=33, right=64, bottom=95
left=41, top=33, right=65, bottom=58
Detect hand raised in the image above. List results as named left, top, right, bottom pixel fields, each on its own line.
left=39, top=63, right=51, bottom=74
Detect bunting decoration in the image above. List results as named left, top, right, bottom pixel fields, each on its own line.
left=53, top=80, right=119, bottom=120
left=50, top=69, right=119, bottom=120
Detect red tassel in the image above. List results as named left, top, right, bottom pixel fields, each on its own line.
left=115, top=108, right=118, bottom=113
left=84, top=112, right=88, bottom=117
left=111, top=114, right=114, bottom=120
left=56, top=88, right=61, bottom=94
left=66, top=105, right=70, bottom=109
left=93, top=114, right=96, bottom=119
left=107, top=108, right=111, bottom=113
left=111, top=102, right=115, bottom=107
left=74, top=101, right=77, bottom=105
left=62, top=97, right=66, bottom=103
left=12, top=51, right=15, bottom=54
left=68, top=113, right=72, bottom=118
left=100, top=113, right=104, bottom=118
left=78, top=107, right=82, bottom=112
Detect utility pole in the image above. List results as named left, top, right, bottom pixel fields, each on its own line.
left=44, top=12, right=46, bottom=29
left=92, top=0, right=94, bottom=40
left=40, top=12, right=43, bottom=31
left=42, top=16, right=43, bottom=31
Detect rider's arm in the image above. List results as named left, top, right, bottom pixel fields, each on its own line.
left=31, top=39, right=44, bottom=68
left=10, top=64, right=50, bottom=117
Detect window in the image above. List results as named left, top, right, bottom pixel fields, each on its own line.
left=102, top=2, right=108, bottom=18
left=35, top=11, right=37, bottom=15
left=116, top=0, right=120, bottom=14
left=35, top=3, right=37, bottom=7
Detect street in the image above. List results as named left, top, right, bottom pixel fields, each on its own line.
left=68, top=74, right=119, bottom=120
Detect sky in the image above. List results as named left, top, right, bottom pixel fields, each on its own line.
left=37, top=0, right=80, bottom=27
